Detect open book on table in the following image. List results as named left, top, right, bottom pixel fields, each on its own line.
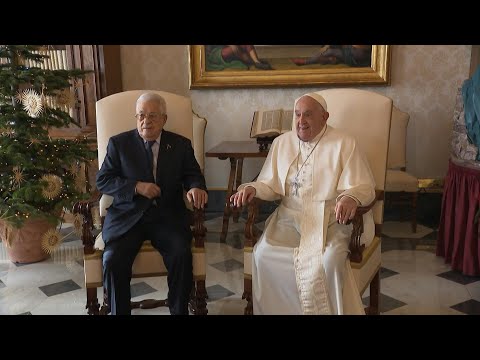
left=250, top=109, right=294, bottom=138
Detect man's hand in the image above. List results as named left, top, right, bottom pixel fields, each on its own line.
left=187, top=188, right=208, bottom=209
left=335, top=196, right=358, bottom=224
left=230, top=186, right=256, bottom=208
left=135, top=181, right=161, bottom=199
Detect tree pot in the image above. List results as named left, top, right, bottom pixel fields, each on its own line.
left=0, top=218, right=53, bottom=264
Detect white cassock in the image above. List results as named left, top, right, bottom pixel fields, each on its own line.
left=238, top=125, right=376, bottom=315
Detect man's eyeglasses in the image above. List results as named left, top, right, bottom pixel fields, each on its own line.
left=135, top=113, right=163, bottom=121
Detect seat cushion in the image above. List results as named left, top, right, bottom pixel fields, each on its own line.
left=351, top=236, right=381, bottom=295
left=84, top=233, right=205, bottom=288
left=385, top=169, right=418, bottom=192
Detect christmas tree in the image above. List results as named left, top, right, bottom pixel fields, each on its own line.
left=0, top=45, right=96, bottom=255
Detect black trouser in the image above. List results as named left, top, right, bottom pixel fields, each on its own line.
left=102, top=207, right=193, bottom=315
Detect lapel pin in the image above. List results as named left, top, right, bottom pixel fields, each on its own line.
left=166, top=144, right=171, bottom=150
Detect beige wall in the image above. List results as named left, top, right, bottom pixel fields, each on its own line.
left=121, top=45, right=472, bottom=189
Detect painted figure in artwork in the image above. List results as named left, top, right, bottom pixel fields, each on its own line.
left=292, top=45, right=372, bottom=67
left=206, top=45, right=273, bottom=71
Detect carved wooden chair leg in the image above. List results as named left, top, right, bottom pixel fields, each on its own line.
left=233, top=158, right=243, bottom=223
left=86, top=287, right=100, bottom=315
left=366, top=270, right=380, bottom=315
left=99, top=305, right=109, bottom=315
left=190, top=206, right=207, bottom=314
left=189, top=279, right=208, bottom=315
left=243, top=198, right=259, bottom=315
left=243, top=277, right=253, bottom=315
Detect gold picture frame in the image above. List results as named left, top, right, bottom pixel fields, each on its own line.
left=189, top=45, right=391, bottom=89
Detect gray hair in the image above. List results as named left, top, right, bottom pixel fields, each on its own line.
left=136, top=92, right=167, bottom=115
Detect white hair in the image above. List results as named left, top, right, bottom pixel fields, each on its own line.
left=136, top=92, right=167, bottom=114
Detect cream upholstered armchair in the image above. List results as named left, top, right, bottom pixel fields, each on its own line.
left=73, top=90, right=208, bottom=315
left=385, top=106, right=418, bottom=232
left=243, top=88, right=392, bottom=315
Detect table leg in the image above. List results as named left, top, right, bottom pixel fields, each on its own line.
left=221, top=157, right=237, bottom=243
left=232, top=158, right=243, bottom=223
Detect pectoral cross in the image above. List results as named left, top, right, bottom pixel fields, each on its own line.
left=292, top=176, right=301, bottom=197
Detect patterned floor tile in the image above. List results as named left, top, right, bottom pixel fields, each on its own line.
left=205, top=296, right=245, bottom=315
left=1, top=218, right=477, bottom=315
left=466, top=281, right=480, bottom=301
left=450, top=299, right=480, bottom=315
left=39, top=279, right=81, bottom=297
left=381, top=236, right=437, bottom=253
left=362, top=293, right=407, bottom=313
left=381, top=238, right=417, bottom=252
left=224, top=233, right=244, bottom=249
left=205, top=212, right=223, bottom=221
left=414, top=245, right=436, bottom=253
left=204, top=216, right=246, bottom=234
left=205, top=231, right=244, bottom=249
left=206, top=284, right=235, bottom=302
left=436, top=270, right=480, bottom=285
left=383, top=304, right=465, bottom=315
left=380, top=267, right=399, bottom=279
left=30, top=287, right=91, bottom=315
left=210, top=259, right=244, bottom=272
left=382, top=221, right=434, bottom=239
left=418, top=230, right=438, bottom=240
left=204, top=214, right=267, bottom=234
left=415, top=234, right=437, bottom=252
left=380, top=249, right=452, bottom=275
left=0, top=286, right=48, bottom=315
left=381, top=272, right=471, bottom=307
left=130, top=281, right=157, bottom=298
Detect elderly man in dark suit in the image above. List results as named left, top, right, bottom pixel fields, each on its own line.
left=96, top=92, right=208, bottom=315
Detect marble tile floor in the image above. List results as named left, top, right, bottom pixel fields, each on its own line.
left=1, top=216, right=479, bottom=315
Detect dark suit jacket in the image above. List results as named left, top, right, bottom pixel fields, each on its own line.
left=96, top=129, right=207, bottom=243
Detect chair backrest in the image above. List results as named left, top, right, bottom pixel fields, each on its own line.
left=96, top=90, right=203, bottom=215
left=192, top=112, right=207, bottom=172
left=312, top=89, right=392, bottom=226
left=387, top=106, right=410, bottom=170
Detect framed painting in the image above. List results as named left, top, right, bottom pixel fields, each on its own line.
left=189, top=45, right=391, bottom=89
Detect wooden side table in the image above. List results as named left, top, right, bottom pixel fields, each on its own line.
left=418, top=178, right=444, bottom=193
left=206, top=141, right=268, bottom=242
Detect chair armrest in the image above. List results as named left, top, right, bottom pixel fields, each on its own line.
left=244, top=190, right=383, bottom=263
left=349, top=190, right=384, bottom=263
left=72, top=190, right=101, bottom=254
left=245, top=198, right=263, bottom=249
left=192, top=206, right=206, bottom=248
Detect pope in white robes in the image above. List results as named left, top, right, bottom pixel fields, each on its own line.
left=231, top=93, right=376, bottom=315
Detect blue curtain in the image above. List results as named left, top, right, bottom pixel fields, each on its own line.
left=462, top=65, right=480, bottom=160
